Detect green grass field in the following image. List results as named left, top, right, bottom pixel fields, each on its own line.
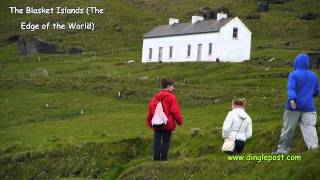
left=1, top=0, right=320, bottom=179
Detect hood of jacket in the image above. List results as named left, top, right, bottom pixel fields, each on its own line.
left=156, top=90, right=172, bottom=100
left=233, top=108, right=249, bottom=120
left=294, top=53, right=310, bottom=70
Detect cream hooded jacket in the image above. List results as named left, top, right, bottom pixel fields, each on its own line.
left=222, top=108, right=252, bottom=141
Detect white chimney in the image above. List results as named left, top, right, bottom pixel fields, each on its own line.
left=192, top=16, right=204, bottom=24
left=169, top=18, right=179, bottom=25
left=217, top=13, right=227, bottom=21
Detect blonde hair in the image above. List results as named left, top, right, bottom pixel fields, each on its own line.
left=232, top=98, right=247, bottom=107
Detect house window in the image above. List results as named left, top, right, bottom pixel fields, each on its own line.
left=158, top=47, right=163, bottom=62
left=148, top=48, right=152, bottom=60
left=208, top=43, right=213, bottom=56
left=187, top=44, right=191, bottom=57
left=197, top=44, right=202, bottom=61
left=169, top=46, right=173, bottom=59
left=233, top=27, right=238, bottom=39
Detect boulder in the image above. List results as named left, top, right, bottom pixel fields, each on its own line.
left=27, top=36, right=56, bottom=54
left=299, top=12, right=316, bottom=20
left=67, top=47, right=86, bottom=54
left=17, top=36, right=28, bottom=55
left=194, top=6, right=232, bottom=19
left=246, top=13, right=261, bottom=19
left=17, top=36, right=56, bottom=55
left=199, top=7, right=216, bottom=19
left=196, top=6, right=232, bottom=20
left=216, top=6, right=231, bottom=16
left=257, top=1, right=269, bottom=12
left=6, top=35, right=21, bottom=43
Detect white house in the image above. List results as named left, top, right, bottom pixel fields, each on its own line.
left=141, top=13, right=252, bottom=63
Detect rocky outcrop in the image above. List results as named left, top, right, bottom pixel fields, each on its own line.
left=17, top=36, right=28, bottom=55
left=18, top=36, right=56, bottom=55
left=198, top=7, right=216, bottom=19
left=197, top=6, right=232, bottom=20
left=6, top=35, right=21, bottom=43
left=16, top=36, right=87, bottom=55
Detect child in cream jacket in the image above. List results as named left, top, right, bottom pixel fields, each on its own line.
left=222, top=98, right=252, bottom=154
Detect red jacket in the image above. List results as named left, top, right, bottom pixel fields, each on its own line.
left=146, top=90, right=183, bottom=131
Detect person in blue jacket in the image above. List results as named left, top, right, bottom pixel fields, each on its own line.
left=275, top=53, right=320, bottom=154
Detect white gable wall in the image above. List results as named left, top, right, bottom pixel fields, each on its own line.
left=142, top=17, right=251, bottom=63
left=218, top=17, right=252, bottom=62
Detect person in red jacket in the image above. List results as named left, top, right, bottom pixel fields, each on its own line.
left=146, top=79, right=183, bottom=161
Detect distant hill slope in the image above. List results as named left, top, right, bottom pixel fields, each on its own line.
left=1, top=1, right=320, bottom=179
left=0, top=0, right=319, bottom=56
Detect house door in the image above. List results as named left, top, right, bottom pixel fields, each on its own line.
left=158, top=47, right=163, bottom=62
left=197, top=44, right=202, bottom=61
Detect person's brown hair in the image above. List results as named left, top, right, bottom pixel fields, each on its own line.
left=161, top=79, right=174, bottom=89
left=232, top=98, right=247, bottom=107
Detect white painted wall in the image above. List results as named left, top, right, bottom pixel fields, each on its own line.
left=218, top=17, right=252, bottom=62
left=142, top=17, right=251, bottom=63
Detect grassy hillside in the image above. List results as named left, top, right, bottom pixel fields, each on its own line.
left=1, top=0, right=320, bottom=179
left=1, top=0, right=319, bottom=54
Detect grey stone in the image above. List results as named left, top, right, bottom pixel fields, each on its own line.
left=299, top=12, right=316, bottom=21
left=17, top=36, right=27, bottom=55
left=246, top=13, right=261, bottom=19
left=27, top=36, right=56, bottom=54
left=257, top=1, right=269, bottom=12
left=67, top=47, right=86, bottom=54
left=198, top=7, right=216, bottom=19
left=6, top=35, right=21, bottom=43
left=17, top=36, right=56, bottom=55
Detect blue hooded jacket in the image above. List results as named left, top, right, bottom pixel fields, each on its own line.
left=286, top=53, right=320, bottom=112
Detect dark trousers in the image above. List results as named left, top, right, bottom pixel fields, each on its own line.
left=153, top=129, right=172, bottom=161
left=225, top=140, right=246, bottom=154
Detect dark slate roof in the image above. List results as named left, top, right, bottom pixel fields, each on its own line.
left=144, top=18, right=233, bottom=38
